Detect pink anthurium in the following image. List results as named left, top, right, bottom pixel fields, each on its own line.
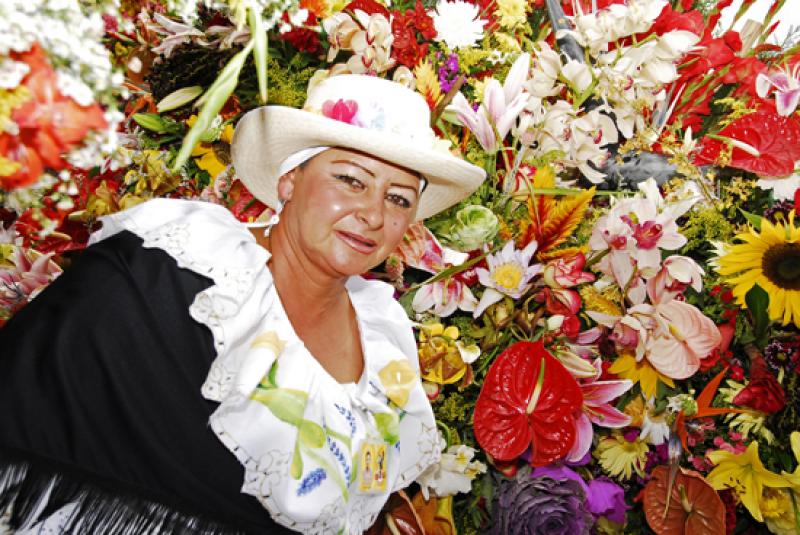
left=567, top=359, right=633, bottom=462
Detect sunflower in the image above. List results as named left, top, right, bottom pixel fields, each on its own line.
left=718, top=211, right=800, bottom=327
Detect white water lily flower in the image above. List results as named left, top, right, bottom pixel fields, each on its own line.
left=431, top=0, right=487, bottom=49
left=474, top=240, right=541, bottom=317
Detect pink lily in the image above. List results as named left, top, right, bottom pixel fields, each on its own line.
left=757, top=63, right=800, bottom=117
left=447, top=53, right=530, bottom=152
left=391, top=222, right=478, bottom=317
left=568, top=359, right=633, bottom=462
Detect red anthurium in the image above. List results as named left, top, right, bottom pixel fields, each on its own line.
left=474, top=341, right=583, bottom=466
left=694, top=107, right=800, bottom=177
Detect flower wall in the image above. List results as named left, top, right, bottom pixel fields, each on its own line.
left=3, top=0, right=800, bottom=533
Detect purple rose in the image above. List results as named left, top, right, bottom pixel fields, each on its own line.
left=491, top=466, right=593, bottom=535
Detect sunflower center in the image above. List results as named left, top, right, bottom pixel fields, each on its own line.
left=762, top=242, right=800, bottom=290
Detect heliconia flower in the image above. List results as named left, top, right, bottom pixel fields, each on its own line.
left=756, top=63, right=800, bottom=117
left=474, top=241, right=541, bottom=318
left=567, top=359, right=633, bottom=462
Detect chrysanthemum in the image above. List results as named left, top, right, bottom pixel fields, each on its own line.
left=717, top=211, right=800, bottom=328
left=595, top=432, right=649, bottom=480
left=431, top=0, right=487, bottom=50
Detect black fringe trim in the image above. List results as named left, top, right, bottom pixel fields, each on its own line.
left=0, top=447, right=252, bottom=534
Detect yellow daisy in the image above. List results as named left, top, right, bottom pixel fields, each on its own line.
left=595, top=432, right=649, bottom=480
left=608, top=351, right=675, bottom=399
left=718, top=211, right=800, bottom=327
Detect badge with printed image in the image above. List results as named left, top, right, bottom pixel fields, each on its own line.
left=356, top=440, right=388, bottom=494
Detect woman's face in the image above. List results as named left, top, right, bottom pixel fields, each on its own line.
left=275, top=148, right=421, bottom=279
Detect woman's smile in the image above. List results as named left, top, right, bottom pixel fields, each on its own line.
left=335, top=229, right=378, bottom=254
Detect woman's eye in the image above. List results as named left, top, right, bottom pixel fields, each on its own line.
left=386, top=193, right=411, bottom=209
left=335, top=174, right=365, bottom=190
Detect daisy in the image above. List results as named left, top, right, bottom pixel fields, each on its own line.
left=473, top=241, right=541, bottom=317
left=595, top=432, right=649, bottom=480
left=431, top=0, right=487, bottom=50
left=717, top=211, right=800, bottom=328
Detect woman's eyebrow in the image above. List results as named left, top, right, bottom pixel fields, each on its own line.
left=332, top=159, right=420, bottom=195
left=331, top=159, right=375, bottom=177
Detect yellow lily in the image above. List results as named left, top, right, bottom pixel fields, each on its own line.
left=707, top=440, right=791, bottom=522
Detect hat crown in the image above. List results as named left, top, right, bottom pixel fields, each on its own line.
left=303, top=75, right=436, bottom=146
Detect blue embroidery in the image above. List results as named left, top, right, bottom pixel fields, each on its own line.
left=326, top=435, right=351, bottom=483
left=297, top=468, right=327, bottom=496
left=334, top=403, right=357, bottom=438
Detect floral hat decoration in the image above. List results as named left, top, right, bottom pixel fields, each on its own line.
left=231, top=74, right=486, bottom=220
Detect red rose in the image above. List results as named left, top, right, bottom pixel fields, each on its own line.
left=732, top=351, right=785, bottom=413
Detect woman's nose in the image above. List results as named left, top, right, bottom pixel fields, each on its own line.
left=356, top=189, right=384, bottom=228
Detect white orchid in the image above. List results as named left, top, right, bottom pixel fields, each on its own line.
left=416, top=443, right=487, bottom=499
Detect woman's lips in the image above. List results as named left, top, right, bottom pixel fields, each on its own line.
left=336, top=230, right=378, bottom=254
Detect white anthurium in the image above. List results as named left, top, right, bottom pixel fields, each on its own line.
left=562, top=59, right=594, bottom=94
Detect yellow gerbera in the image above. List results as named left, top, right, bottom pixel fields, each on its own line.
left=595, top=432, right=649, bottom=480
left=718, top=211, right=800, bottom=327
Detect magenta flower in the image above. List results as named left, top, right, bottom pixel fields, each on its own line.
left=321, top=98, right=359, bottom=125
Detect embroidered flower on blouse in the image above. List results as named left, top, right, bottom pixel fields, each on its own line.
left=377, top=359, right=417, bottom=408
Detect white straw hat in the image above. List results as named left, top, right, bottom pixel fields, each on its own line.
left=231, top=74, right=486, bottom=220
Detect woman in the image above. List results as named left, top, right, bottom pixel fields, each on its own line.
left=0, top=74, right=484, bottom=534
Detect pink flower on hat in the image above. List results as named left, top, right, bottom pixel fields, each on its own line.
left=322, top=98, right=359, bottom=125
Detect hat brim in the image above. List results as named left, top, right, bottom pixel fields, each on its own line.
left=231, top=107, right=486, bottom=220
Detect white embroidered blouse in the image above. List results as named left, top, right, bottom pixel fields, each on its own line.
left=89, top=199, right=441, bottom=534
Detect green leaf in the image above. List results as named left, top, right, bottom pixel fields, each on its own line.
left=251, top=387, right=309, bottom=426
left=745, top=283, right=770, bottom=345
left=291, top=440, right=303, bottom=479
left=249, top=6, right=268, bottom=104
left=298, top=420, right=326, bottom=448
left=156, top=85, right=204, bottom=113
left=739, top=208, right=763, bottom=231
left=133, top=113, right=169, bottom=133
left=172, top=39, right=254, bottom=172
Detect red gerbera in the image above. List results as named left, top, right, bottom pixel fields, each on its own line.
left=473, top=340, right=583, bottom=466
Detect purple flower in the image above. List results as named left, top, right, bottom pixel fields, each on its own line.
left=586, top=478, right=629, bottom=524
left=491, top=466, right=592, bottom=535
left=438, top=53, right=460, bottom=93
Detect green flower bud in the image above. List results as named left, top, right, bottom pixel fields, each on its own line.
left=447, top=205, right=500, bottom=252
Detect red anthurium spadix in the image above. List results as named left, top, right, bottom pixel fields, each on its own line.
left=474, top=341, right=583, bottom=466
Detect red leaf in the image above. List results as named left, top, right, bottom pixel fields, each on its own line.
left=694, top=108, right=800, bottom=177
left=473, top=341, right=583, bottom=466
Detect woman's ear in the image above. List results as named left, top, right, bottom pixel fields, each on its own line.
left=277, top=167, right=299, bottom=203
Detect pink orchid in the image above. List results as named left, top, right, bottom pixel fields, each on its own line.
left=589, top=178, right=697, bottom=289
left=757, top=63, right=800, bottom=117
left=568, top=359, right=633, bottom=462
left=392, top=222, right=478, bottom=317
left=542, top=252, right=596, bottom=288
